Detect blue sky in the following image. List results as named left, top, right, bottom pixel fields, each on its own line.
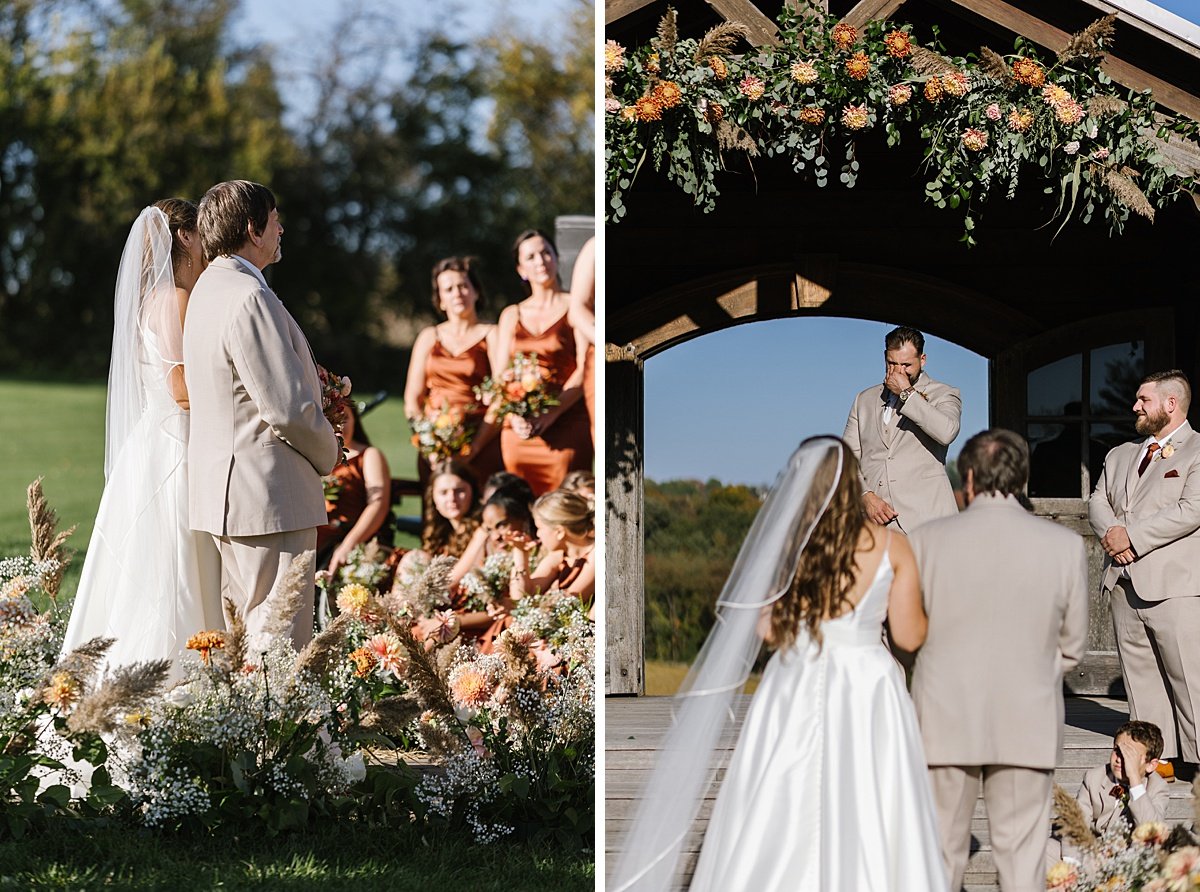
left=644, top=1, right=1200, bottom=485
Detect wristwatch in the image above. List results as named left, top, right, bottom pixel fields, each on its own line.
left=899, top=387, right=914, bottom=402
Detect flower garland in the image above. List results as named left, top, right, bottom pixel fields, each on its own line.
left=605, top=6, right=1200, bottom=244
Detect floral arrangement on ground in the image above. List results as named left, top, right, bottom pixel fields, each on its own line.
left=604, top=4, right=1200, bottom=243
left=1, top=481, right=594, bottom=847
left=1049, top=782, right=1200, bottom=890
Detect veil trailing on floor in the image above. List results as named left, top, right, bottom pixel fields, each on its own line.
left=611, top=437, right=844, bottom=891
left=105, top=206, right=182, bottom=478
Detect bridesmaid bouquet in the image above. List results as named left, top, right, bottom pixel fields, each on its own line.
left=409, top=401, right=475, bottom=462
left=317, top=364, right=352, bottom=462
left=474, top=352, right=559, bottom=422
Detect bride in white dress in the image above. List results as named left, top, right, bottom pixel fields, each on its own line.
left=60, top=201, right=222, bottom=681
left=612, top=436, right=946, bottom=891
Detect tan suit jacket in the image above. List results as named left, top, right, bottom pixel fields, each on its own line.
left=183, top=256, right=339, bottom=537
left=1076, top=763, right=1169, bottom=833
left=910, top=495, right=1089, bottom=769
left=843, top=370, right=961, bottom=534
left=1088, top=421, right=1200, bottom=599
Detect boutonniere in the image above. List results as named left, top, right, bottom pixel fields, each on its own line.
left=1110, top=783, right=1129, bottom=804
left=1159, top=444, right=1175, bottom=460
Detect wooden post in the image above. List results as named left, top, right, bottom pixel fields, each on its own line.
left=605, top=346, right=645, bottom=696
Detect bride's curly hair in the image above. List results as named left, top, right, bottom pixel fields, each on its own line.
left=769, top=438, right=872, bottom=653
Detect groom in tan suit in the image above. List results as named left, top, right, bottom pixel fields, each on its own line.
left=1089, top=369, right=1200, bottom=781
left=844, top=326, right=962, bottom=534
left=184, top=181, right=339, bottom=649
left=910, top=429, right=1089, bottom=892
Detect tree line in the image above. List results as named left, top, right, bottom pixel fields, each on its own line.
left=0, top=0, right=593, bottom=384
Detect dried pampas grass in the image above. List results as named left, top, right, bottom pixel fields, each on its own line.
left=257, top=551, right=315, bottom=645
left=67, top=659, right=171, bottom=735
left=1058, top=15, right=1117, bottom=65
left=26, top=478, right=75, bottom=601
left=1052, top=783, right=1098, bottom=852
left=694, top=22, right=749, bottom=60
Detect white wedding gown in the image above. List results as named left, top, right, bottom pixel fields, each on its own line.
left=689, top=549, right=946, bottom=892
left=61, top=338, right=222, bottom=683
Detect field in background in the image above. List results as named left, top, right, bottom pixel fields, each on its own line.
left=0, top=380, right=423, bottom=601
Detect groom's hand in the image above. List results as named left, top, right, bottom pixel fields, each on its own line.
left=884, top=367, right=911, bottom=396
left=1102, top=525, right=1133, bottom=557
left=863, top=491, right=898, bottom=525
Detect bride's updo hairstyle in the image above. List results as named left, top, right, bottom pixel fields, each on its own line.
left=770, top=437, right=869, bottom=653
left=152, top=198, right=198, bottom=276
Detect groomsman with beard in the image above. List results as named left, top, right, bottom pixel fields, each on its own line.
left=843, top=326, right=962, bottom=534
left=1089, top=369, right=1200, bottom=783
left=909, top=429, right=1089, bottom=892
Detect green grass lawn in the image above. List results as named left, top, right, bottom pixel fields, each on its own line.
left=0, top=824, right=594, bottom=890
left=0, top=379, right=424, bottom=601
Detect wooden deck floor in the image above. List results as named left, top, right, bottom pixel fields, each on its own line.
left=605, top=696, right=1196, bottom=891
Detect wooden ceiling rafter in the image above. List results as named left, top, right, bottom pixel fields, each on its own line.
left=702, top=0, right=783, bottom=46
left=844, top=0, right=911, bottom=29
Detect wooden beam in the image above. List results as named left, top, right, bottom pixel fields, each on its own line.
left=703, top=0, right=781, bottom=46
left=605, top=0, right=658, bottom=26
left=844, top=0, right=911, bottom=29
left=935, top=0, right=1200, bottom=123
left=1076, top=0, right=1200, bottom=61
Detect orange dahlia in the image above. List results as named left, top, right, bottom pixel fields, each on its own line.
left=841, top=103, right=870, bottom=130
left=43, top=671, right=80, bottom=711
left=1011, top=57, right=1045, bottom=87
left=450, top=666, right=494, bottom=708
left=884, top=30, right=912, bottom=59
left=831, top=22, right=857, bottom=50
left=186, top=629, right=227, bottom=665
left=845, top=52, right=870, bottom=80
left=652, top=81, right=683, bottom=110
left=634, top=96, right=662, bottom=122
left=798, top=106, right=826, bottom=126
left=348, top=647, right=376, bottom=679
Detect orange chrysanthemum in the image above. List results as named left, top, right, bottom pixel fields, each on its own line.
left=1011, top=57, right=1045, bottom=87
left=961, top=128, right=988, bottom=151
left=652, top=81, right=683, bottom=110
left=1041, top=83, right=1071, bottom=109
left=831, top=22, right=857, bottom=50
left=603, top=40, right=625, bottom=73
left=845, top=52, right=870, bottom=80
left=336, top=583, right=372, bottom=617
left=923, top=77, right=944, bottom=104
left=790, top=60, right=819, bottom=85
left=348, top=647, right=375, bottom=679
left=884, top=30, right=912, bottom=59
left=888, top=84, right=913, bottom=106
left=646, top=53, right=660, bottom=75
left=703, top=100, right=725, bottom=123
left=739, top=75, right=765, bottom=100
left=841, top=103, right=870, bottom=130
left=634, top=96, right=663, bottom=122
left=941, top=71, right=969, bottom=98
left=798, top=105, right=826, bottom=126
left=707, top=56, right=728, bottom=81
left=1006, top=107, right=1034, bottom=132
left=43, top=671, right=79, bottom=711
left=186, top=630, right=227, bottom=665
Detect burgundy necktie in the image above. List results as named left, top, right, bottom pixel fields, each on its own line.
left=1138, top=442, right=1160, bottom=477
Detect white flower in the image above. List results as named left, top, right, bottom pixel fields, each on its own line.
left=339, top=377, right=352, bottom=397
left=1064, top=140, right=1080, bottom=155
left=164, top=686, right=193, bottom=707
left=340, top=752, right=366, bottom=782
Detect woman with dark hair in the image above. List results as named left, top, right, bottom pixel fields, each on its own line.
left=61, top=200, right=223, bottom=680
left=613, top=437, right=945, bottom=892
left=403, top=256, right=503, bottom=492
left=316, top=403, right=392, bottom=575
left=491, top=229, right=592, bottom=495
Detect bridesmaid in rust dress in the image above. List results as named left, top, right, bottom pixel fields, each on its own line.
left=493, top=230, right=593, bottom=495
left=404, top=257, right=503, bottom=492
left=568, top=235, right=596, bottom=445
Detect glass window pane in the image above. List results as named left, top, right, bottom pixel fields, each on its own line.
left=1028, top=422, right=1084, bottom=498
left=1090, top=341, right=1144, bottom=417
left=1090, top=421, right=1140, bottom=489
left=1028, top=354, right=1082, bottom=417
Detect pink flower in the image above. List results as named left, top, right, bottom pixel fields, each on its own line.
left=1064, top=140, right=1080, bottom=155
left=985, top=103, right=1001, bottom=120
left=739, top=75, right=765, bottom=100
left=365, top=632, right=407, bottom=679
left=961, top=128, right=988, bottom=151
left=465, top=725, right=489, bottom=757
left=887, top=84, right=912, bottom=106
left=1092, top=146, right=1110, bottom=160
left=605, top=97, right=620, bottom=114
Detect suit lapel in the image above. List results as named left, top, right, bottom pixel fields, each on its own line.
left=1130, top=422, right=1193, bottom=507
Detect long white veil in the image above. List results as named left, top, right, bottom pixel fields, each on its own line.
left=105, top=206, right=181, bottom=479
left=611, top=436, right=844, bottom=891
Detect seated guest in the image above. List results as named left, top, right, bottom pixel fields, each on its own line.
left=481, top=470, right=535, bottom=505
left=421, top=459, right=481, bottom=558
left=316, top=404, right=392, bottom=575
left=481, top=489, right=595, bottom=653
left=1048, top=720, right=1170, bottom=863
left=559, top=470, right=595, bottom=500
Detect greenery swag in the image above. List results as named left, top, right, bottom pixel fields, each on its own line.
left=604, top=5, right=1200, bottom=244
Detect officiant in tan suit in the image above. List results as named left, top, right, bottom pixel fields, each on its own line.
left=184, top=180, right=339, bottom=649
left=910, top=429, right=1089, bottom=892
left=844, top=326, right=962, bottom=533
left=1089, top=369, right=1200, bottom=781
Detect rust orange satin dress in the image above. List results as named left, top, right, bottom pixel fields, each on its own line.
left=583, top=343, right=595, bottom=445
left=499, top=312, right=593, bottom=495
left=419, top=334, right=503, bottom=490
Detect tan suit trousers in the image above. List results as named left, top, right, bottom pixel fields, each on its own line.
left=929, top=764, right=1052, bottom=892
left=215, top=528, right=316, bottom=651
left=1111, top=577, right=1200, bottom=762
